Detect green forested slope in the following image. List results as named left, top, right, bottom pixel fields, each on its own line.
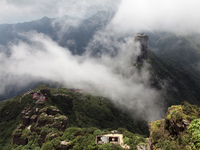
left=149, top=102, right=200, bottom=150
left=149, top=50, right=200, bottom=107
left=0, top=85, right=147, bottom=149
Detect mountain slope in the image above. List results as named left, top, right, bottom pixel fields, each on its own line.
left=0, top=85, right=148, bottom=149
left=1, top=84, right=200, bottom=149
left=149, top=102, right=200, bottom=150
left=0, top=11, right=113, bottom=55
left=149, top=50, right=200, bottom=107
left=1, top=14, right=200, bottom=107
left=148, top=32, right=200, bottom=82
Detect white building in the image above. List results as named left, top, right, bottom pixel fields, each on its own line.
left=96, top=133, right=130, bottom=149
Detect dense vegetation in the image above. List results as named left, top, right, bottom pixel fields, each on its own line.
left=47, top=87, right=147, bottom=134
left=149, top=50, right=200, bottom=107
left=0, top=94, right=35, bottom=149
left=0, top=85, right=147, bottom=149
left=1, top=15, right=200, bottom=111
left=149, top=102, right=200, bottom=150
left=1, top=85, right=200, bottom=149
left=146, top=32, right=200, bottom=108
left=11, top=127, right=146, bottom=150
left=1, top=16, right=200, bottom=149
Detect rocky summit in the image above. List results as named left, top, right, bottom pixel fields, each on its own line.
left=135, top=33, right=149, bottom=63
left=148, top=102, right=200, bottom=150
left=13, top=105, right=67, bottom=146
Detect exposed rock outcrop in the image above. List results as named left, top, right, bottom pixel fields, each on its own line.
left=13, top=104, right=68, bottom=146
left=13, top=128, right=28, bottom=145
left=20, top=105, right=36, bottom=126
left=165, top=105, right=191, bottom=135
left=137, top=145, right=146, bottom=150
left=148, top=102, right=200, bottom=150
left=135, top=33, right=149, bottom=63
left=47, top=106, right=60, bottom=115
left=30, top=115, right=37, bottom=124
left=60, top=141, right=71, bottom=150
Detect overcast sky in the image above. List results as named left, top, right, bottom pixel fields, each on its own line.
left=1, top=0, right=200, bottom=34
left=0, top=31, right=164, bottom=121
left=0, top=0, right=200, bottom=121
left=0, top=0, right=120, bottom=24
left=111, top=0, right=200, bottom=34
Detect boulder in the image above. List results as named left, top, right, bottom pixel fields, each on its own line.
left=20, top=105, right=32, bottom=118
left=47, top=106, right=60, bottom=115
left=167, top=117, right=190, bottom=135
left=30, top=115, right=37, bottom=124
left=25, top=110, right=33, bottom=116
left=55, top=116, right=68, bottom=129
left=60, top=141, right=70, bottom=150
left=35, top=108, right=39, bottom=114
left=27, top=125, right=31, bottom=131
left=137, top=145, right=146, bottom=150
left=39, top=107, right=48, bottom=114
left=53, top=122, right=63, bottom=130
left=145, top=138, right=152, bottom=150
left=173, top=120, right=184, bottom=134
left=182, top=119, right=190, bottom=126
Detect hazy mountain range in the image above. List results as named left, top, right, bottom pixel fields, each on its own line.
left=0, top=8, right=200, bottom=149
left=0, top=11, right=200, bottom=108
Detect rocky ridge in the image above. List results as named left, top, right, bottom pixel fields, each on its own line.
left=8, top=87, right=147, bottom=150
left=148, top=102, right=200, bottom=150
left=135, top=33, right=149, bottom=63
left=13, top=104, right=67, bottom=147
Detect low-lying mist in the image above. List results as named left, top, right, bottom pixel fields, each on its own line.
left=0, top=30, right=164, bottom=122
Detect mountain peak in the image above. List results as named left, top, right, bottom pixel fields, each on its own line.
left=135, top=33, right=149, bottom=62
left=148, top=102, right=200, bottom=149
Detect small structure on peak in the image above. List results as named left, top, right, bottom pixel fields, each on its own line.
left=31, top=90, right=48, bottom=104
left=96, top=131, right=130, bottom=149
left=135, top=33, right=149, bottom=63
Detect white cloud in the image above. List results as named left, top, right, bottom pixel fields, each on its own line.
left=1, top=0, right=200, bottom=35
left=0, top=0, right=120, bottom=24
left=0, top=31, right=163, bottom=121
left=0, top=0, right=176, bottom=122
left=111, top=0, right=200, bottom=34
left=0, top=0, right=57, bottom=23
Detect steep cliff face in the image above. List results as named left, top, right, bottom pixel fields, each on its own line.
left=135, top=33, right=149, bottom=63
left=148, top=102, right=200, bottom=150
